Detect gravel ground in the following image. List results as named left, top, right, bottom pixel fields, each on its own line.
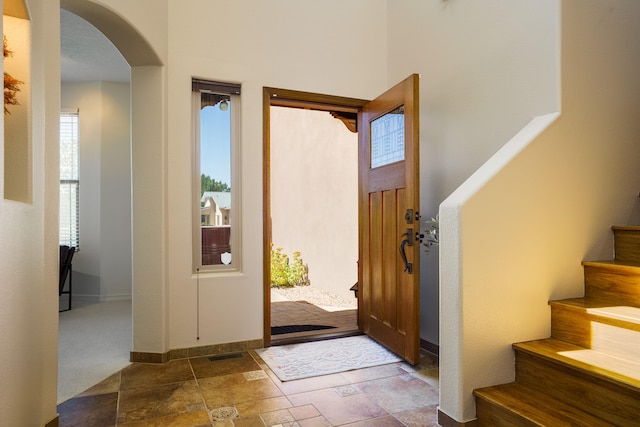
left=272, top=286, right=357, bottom=309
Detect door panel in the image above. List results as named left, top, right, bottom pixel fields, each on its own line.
left=358, top=74, right=420, bottom=364
left=382, top=190, right=398, bottom=328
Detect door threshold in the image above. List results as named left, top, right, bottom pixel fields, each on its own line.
left=269, top=329, right=363, bottom=347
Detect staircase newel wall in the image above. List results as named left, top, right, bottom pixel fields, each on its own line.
left=441, top=0, right=640, bottom=422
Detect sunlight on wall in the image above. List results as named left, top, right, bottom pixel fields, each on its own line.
left=3, top=14, right=31, bottom=203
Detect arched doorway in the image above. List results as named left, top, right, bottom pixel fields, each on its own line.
left=59, top=0, right=165, bottom=399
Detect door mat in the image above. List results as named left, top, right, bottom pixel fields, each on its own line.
left=271, top=324, right=336, bottom=335
left=256, top=335, right=402, bottom=381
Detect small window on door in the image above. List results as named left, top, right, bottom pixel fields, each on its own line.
left=370, top=105, right=405, bottom=168
left=192, top=79, right=241, bottom=272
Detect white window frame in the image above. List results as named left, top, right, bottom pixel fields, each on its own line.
left=192, top=79, right=241, bottom=273
left=60, top=108, right=80, bottom=249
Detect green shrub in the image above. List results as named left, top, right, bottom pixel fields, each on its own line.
left=270, top=245, right=310, bottom=287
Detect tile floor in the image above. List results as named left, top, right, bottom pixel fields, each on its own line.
left=57, top=348, right=440, bottom=426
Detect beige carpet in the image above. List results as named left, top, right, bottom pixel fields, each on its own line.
left=57, top=300, right=132, bottom=404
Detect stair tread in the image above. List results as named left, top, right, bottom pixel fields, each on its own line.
left=550, top=298, right=640, bottom=326
left=474, top=383, right=615, bottom=426
left=612, top=225, right=640, bottom=231
left=475, top=225, right=640, bottom=425
left=582, top=259, right=640, bottom=270
left=514, top=338, right=640, bottom=390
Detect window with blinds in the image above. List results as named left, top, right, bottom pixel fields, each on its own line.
left=60, top=110, right=80, bottom=248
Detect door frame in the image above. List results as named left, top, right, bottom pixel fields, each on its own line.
left=262, top=87, right=368, bottom=347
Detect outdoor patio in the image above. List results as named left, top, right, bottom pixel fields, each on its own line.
left=270, top=287, right=359, bottom=342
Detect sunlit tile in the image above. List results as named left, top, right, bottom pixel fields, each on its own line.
left=117, top=380, right=202, bottom=424
left=288, top=388, right=387, bottom=425
left=235, top=396, right=293, bottom=416
left=289, top=404, right=320, bottom=421
left=391, top=404, right=440, bottom=427
left=190, top=352, right=262, bottom=379
left=355, top=374, right=439, bottom=413
left=120, top=359, right=194, bottom=390
left=199, top=373, right=283, bottom=408
left=260, top=408, right=296, bottom=425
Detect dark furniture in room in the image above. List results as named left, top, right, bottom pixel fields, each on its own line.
left=59, top=245, right=76, bottom=312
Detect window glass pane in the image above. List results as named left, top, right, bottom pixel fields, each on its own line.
left=59, top=181, right=79, bottom=247
left=200, top=95, right=232, bottom=266
left=370, top=105, right=404, bottom=168
left=60, top=112, right=80, bottom=248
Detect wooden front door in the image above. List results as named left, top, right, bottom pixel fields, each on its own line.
left=358, top=74, right=420, bottom=364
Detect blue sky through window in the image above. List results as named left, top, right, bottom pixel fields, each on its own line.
left=201, top=103, right=231, bottom=187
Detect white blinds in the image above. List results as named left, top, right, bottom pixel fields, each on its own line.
left=60, top=110, right=79, bottom=248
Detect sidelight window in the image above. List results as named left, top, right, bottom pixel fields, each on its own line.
left=192, top=79, right=241, bottom=272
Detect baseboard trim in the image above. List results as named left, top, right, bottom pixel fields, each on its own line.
left=70, top=294, right=132, bottom=303
left=43, top=415, right=59, bottom=427
left=438, top=409, right=478, bottom=427
left=59, top=294, right=132, bottom=307
left=420, top=338, right=439, bottom=361
left=130, top=351, right=169, bottom=364
left=100, top=294, right=132, bottom=302
left=130, top=338, right=264, bottom=363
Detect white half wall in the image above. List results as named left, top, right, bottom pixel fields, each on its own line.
left=439, top=0, right=640, bottom=422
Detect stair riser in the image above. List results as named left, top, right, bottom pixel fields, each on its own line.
left=475, top=384, right=616, bottom=426
left=474, top=226, right=640, bottom=425
left=515, top=351, right=640, bottom=425
left=551, top=305, right=640, bottom=361
left=613, top=228, right=640, bottom=264
left=584, top=265, right=640, bottom=306
left=475, top=398, right=542, bottom=427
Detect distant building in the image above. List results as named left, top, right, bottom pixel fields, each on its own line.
left=201, top=191, right=231, bottom=226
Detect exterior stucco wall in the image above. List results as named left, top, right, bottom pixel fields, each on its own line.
left=270, top=106, right=358, bottom=302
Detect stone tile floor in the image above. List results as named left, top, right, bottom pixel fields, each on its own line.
left=57, top=349, right=440, bottom=426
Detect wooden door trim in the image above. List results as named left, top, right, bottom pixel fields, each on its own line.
left=262, top=87, right=368, bottom=347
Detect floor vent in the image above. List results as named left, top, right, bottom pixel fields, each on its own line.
left=208, top=353, right=243, bottom=362
left=209, top=406, right=238, bottom=420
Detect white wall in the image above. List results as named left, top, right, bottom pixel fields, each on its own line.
left=99, top=82, right=132, bottom=300
left=270, top=107, right=358, bottom=302
left=0, top=0, right=61, bottom=424
left=3, top=15, right=31, bottom=202
left=440, top=0, right=640, bottom=422
left=73, top=0, right=559, bottom=359
left=57, top=0, right=167, bottom=358
left=61, top=81, right=132, bottom=302
left=387, top=0, right=560, bottom=348
left=10, top=1, right=637, bottom=424
left=164, top=0, right=388, bottom=351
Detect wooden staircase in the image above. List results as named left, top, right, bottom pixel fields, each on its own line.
left=473, top=226, right=640, bottom=426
